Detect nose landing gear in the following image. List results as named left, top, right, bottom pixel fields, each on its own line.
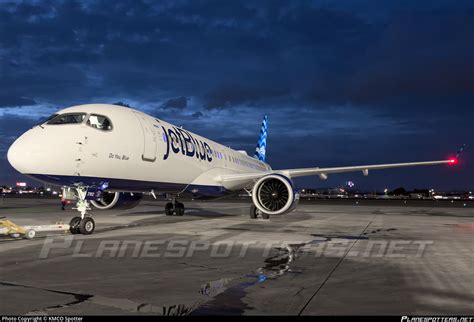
left=65, top=186, right=96, bottom=235
left=69, top=216, right=95, bottom=235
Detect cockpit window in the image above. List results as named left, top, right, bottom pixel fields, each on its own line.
left=47, top=113, right=86, bottom=125
left=36, top=113, right=58, bottom=126
left=86, top=114, right=113, bottom=131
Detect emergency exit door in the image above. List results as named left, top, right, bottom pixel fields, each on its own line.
left=134, top=112, right=157, bottom=162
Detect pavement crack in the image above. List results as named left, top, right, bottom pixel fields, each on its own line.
left=294, top=287, right=305, bottom=296
left=1, top=280, right=199, bottom=316
left=177, top=262, right=221, bottom=271
left=177, top=261, right=242, bottom=275
left=0, top=281, right=93, bottom=314
left=297, top=214, right=378, bottom=315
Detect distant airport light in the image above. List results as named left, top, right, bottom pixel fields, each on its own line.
left=16, top=182, right=27, bottom=187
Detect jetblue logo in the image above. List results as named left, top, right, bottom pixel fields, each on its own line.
left=254, top=115, right=268, bottom=162
left=161, top=126, right=213, bottom=162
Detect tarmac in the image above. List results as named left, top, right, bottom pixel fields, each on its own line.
left=0, top=197, right=472, bottom=315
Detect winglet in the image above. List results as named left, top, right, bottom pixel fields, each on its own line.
left=254, top=115, right=268, bottom=162
left=448, top=144, right=466, bottom=165
left=455, top=144, right=466, bottom=159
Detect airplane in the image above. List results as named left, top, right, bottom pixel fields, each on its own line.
left=7, top=104, right=460, bottom=235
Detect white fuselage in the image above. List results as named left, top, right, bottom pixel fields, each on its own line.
left=7, top=104, right=271, bottom=197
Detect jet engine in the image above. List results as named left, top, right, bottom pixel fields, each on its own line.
left=90, top=191, right=143, bottom=210
left=252, top=174, right=299, bottom=215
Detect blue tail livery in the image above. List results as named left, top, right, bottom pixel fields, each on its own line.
left=254, top=115, right=268, bottom=162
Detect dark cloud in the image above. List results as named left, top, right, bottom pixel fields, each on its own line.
left=1, top=0, right=472, bottom=109
left=0, top=113, right=38, bottom=165
left=205, top=82, right=290, bottom=109
left=161, top=96, right=187, bottom=109
left=191, top=111, right=204, bottom=118
left=0, top=95, right=37, bottom=108
left=338, top=11, right=473, bottom=107
left=0, top=114, right=38, bottom=137
left=0, top=0, right=472, bottom=189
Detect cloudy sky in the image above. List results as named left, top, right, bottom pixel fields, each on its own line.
left=0, top=0, right=472, bottom=190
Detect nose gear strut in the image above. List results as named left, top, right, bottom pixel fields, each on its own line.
left=64, top=185, right=96, bottom=235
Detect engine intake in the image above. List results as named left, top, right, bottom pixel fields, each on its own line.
left=90, top=192, right=143, bottom=210
left=252, top=174, right=298, bottom=215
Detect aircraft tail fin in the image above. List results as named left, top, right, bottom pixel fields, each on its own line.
left=254, top=115, right=268, bottom=162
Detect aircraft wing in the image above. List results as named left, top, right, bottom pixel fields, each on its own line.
left=217, top=159, right=456, bottom=190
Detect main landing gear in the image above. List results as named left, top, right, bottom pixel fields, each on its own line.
left=165, top=196, right=185, bottom=216
left=67, top=186, right=96, bottom=235
left=250, top=205, right=270, bottom=220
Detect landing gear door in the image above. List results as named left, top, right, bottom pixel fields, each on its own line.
left=134, top=112, right=157, bottom=162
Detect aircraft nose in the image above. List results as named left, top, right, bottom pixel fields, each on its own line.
left=8, top=136, right=27, bottom=173
left=8, top=126, right=78, bottom=180
left=7, top=132, right=37, bottom=174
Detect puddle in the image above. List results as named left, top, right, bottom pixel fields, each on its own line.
left=191, top=281, right=254, bottom=315
left=256, top=243, right=305, bottom=280
left=200, top=278, right=234, bottom=297
left=191, top=243, right=306, bottom=315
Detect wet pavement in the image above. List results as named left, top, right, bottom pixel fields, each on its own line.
left=0, top=197, right=473, bottom=315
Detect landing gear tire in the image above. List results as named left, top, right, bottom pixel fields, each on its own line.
left=175, top=202, right=185, bottom=216
left=69, top=216, right=82, bottom=235
left=165, top=203, right=174, bottom=216
left=250, top=205, right=258, bottom=219
left=250, top=205, right=270, bottom=220
left=79, top=217, right=95, bottom=235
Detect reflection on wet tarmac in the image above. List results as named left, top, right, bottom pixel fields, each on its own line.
left=192, top=243, right=307, bottom=315
left=200, top=278, right=234, bottom=297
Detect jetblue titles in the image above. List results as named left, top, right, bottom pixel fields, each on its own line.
left=162, top=126, right=213, bottom=162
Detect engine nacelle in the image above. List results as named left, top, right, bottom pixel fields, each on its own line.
left=90, top=192, right=143, bottom=210
left=252, top=174, right=299, bottom=215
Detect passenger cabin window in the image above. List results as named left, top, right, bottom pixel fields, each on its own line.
left=86, top=114, right=113, bottom=131
left=47, top=113, right=86, bottom=125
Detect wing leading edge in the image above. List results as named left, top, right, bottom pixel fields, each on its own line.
left=217, top=159, right=456, bottom=190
